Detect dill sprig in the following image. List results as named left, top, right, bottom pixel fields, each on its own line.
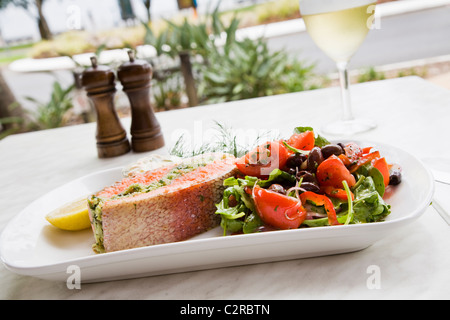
left=169, top=121, right=279, bottom=158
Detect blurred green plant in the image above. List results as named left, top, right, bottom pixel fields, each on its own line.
left=256, top=0, right=300, bottom=24
left=0, top=114, right=23, bottom=139
left=143, top=5, right=319, bottom=106
left=357, top=67, right=386, bottom=83
left=198, top=37, right=317, bottom=103
left=153, top=74, right=183, bottom=111
left=25, top=81, right=75, bottom=130
left=143, top=6, right=238, bottom=59
left=397, top=68, right=424, bottom=78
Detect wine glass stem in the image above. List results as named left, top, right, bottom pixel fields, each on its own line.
left=337, top=61, right=354, bottom=122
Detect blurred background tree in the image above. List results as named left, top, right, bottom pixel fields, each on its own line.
left=0, top=70, right=23, bottom=138
left=143, top=0, right=151, bottom=23
left=0, top=0, right=52, bottom=40
left=117, top=0, right=136, bottom=26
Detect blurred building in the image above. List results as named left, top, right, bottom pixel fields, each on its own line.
left=0, top=0, right=270, bottom=44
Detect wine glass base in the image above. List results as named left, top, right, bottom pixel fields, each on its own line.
left=321, top=119, right=377, bottom=136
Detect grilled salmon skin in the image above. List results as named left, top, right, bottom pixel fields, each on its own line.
left=88, top=153, right=237, bottom=253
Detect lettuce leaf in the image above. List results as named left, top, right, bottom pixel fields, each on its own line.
left=352, top=176, right=391, bottom=223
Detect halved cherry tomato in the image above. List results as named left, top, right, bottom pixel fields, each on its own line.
left=236, top=141, right=290, bottom=178
left=286, top=131, right=315, bottom=151
left=322, top=186, right=355, bottom=201
left=300, top=191, right=341, bottom=226
left=252, top=186, right=307, bottom=229
left=372, top=157, right=390, bottom=187
left=349, top=150, right=381, bottom=173
left=344, top=142, right=363, bottom=163
left=316, top=155, right=356, bottom=189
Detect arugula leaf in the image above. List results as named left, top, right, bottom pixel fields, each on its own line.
left=224, top=169, right=295, bottom=189
left=342, top=180, right=354, bottom=225
left=314, top=134, right=331, bottom=148
left=369, top=166, right=385, bottom=197
left=243, top=212, right=263, bottom=234
left=303, top=175, right=390, bottom=227
left=215, top=177, right=256, bottom=235
left=282, top=141, right=310, bottom=155
left=256, top=168, right=296, bottom=188
left=303, top=214, right=348, bottom=227
left=216, top=169, right=296, bottom=235
left=354, top=163, right=386, bottom=197
left=221, top=217, right=244, bottom=234
left=294, top=126, right=314, bottom=134
left=216, top=169, right=295, bottom=235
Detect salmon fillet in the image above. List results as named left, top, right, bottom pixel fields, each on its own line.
left=88, top=153, right=237, bottom=253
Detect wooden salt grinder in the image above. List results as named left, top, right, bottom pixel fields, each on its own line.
left=81, top=56, right=130, bottom=158
left=118, top=50, right=165, bottom=152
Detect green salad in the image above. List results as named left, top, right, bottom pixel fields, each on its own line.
left=215, top=126, right=401, bottom=235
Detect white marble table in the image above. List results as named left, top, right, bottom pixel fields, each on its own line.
left=1, top=76, right=449, bottom=300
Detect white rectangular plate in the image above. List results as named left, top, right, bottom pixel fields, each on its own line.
left=0, top=141, right=434, bottom=283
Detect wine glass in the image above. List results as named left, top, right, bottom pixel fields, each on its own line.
left=299, top=0, right=377, bottom=136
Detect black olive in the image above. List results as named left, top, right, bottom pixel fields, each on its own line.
left=300, top=182, right=320, bottom=193
left=337, top=143, right=346, bottom=152
left=296, top=170, right=317, bottom=183
left=306, top=147, right=324, bottom=172
left=268, top=184, right=286, bottom=194
left=389, top=164, right=402, bottom=185
left=285, top=167, right=297, bottom=176
left=321, top=144, right=344, bottom=159
left=285, top=153, right=307, bottom=169
left=228, top=194, right=238, bottom=207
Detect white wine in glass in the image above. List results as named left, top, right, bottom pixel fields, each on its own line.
left=299, top=0, right=377, bottom=135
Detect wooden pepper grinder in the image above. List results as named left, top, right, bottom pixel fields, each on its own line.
left=81, top=56, right=130, bottom=158
left=118, top=50, right=164, bottom=152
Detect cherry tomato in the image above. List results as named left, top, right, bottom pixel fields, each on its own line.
left=236, top=141, right=289, bottom=178
left=286, top=131, right=315, bottom=151
left=252, top=186, right=307, bottom=229
left=316, top=155, right=356, bottom=189
left=344, top=142, right=363, bottom=163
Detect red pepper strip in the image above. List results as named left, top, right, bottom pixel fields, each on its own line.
left=349, top=151, right=381, bottom=173
left=361, top=146, right=373, bottom=155
left=300, top=191, right=341, bottom=226
left=338, top=154, right=351, bottom=167
left=372, top=157, right=390, bottom=187
left=322, top=186, right=355, bottom=201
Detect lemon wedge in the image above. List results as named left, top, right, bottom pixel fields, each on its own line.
left=45, top=197, right=91, bottom=231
